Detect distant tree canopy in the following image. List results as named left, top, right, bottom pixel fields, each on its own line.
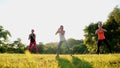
left=84, top=7, right=120, bottom=53
left=68, top=38, right=88, bottom=54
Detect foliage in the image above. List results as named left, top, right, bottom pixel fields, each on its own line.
left=72, top=44, right=88, bottom=54
left=0, top=26, right=11, bottom=41
left=105, top=7, right=120, bottom=52
left=44, top=42, right=57, bottom=54
left=0, top=25, right=11, bottom=53
left=6, top=38, right=26, bottom=53
left=84, top=23, right=98, bottom=53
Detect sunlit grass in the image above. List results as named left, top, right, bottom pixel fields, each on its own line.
left=0, top=54, right=120, bottom=68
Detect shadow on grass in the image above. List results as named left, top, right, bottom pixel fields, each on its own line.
left=72, top=56, right=92, bottom=68
left=56, top=57, right=73, bottom=68
left=56, top=56, right=92, bottom=68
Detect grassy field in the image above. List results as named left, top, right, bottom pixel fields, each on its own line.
left=0, top=53, right=120, bottom=68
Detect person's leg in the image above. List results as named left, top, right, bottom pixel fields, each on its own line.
left=103, top=39, right=112, bottom=53
left=56, top=41, right=62, bottom=56
left=65, top=40, right=71, bottom=54
left=33, top=42, right=38, bottom=53
left=97, top=40, right=101, bottom=54
left=29, top=42, right=33, bottom=52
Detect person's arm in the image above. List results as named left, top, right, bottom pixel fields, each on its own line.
left=55, top=31, right=58, bottom=35
left=55, top=28, right=59, bottom=35
left=95, top=29, right=98, bottom=34
left=102, top=28, right=107, bottom=32
left=34, top=34, right=36, bottom=40
left=28, top=34, right=31, bottom=40
left=30, top=34, right=36, bottom=40
left=61, top=30, right=65, bottom=35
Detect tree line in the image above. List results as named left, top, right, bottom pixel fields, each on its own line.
left=0, top=6, right=120, bottom=54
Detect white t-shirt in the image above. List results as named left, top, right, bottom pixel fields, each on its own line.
left=59, top=33, right=66, bottom=41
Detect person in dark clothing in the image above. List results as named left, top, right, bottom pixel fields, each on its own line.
left=28, top=29, right=38, bottom=53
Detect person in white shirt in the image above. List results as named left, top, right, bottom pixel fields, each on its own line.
left=55, top=25, right=72, bottom=57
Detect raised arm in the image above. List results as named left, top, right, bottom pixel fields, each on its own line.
left=28, top=34, right=31, bottom=40
left=33, top=34, right=36, bottom=40
left=95, top=29, right=98, bottom=34
left=55, top=31, right=58, bottom=35
left=102, top=28, right=107, bottom=32
left=55, top=28, right=60, bottom=35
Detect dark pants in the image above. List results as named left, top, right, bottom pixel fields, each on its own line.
left=97, top=39, right=112, bottom=54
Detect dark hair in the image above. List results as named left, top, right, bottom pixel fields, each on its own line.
left=31, top=29, right=34, bottom=32
left=60, top=25, right=63, bottom=27
left=98, top=21, right=102, bottom=25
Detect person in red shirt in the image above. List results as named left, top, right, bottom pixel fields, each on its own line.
left=28, top=29, right=38, bottom=53
left=95, top=21, right=112, bottom=54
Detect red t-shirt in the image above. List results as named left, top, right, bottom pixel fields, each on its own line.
left=97, top=30, right=105, bottom=40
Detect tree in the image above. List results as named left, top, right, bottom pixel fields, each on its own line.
left=0, top=26, right=11, bottom=41
left=67, top=38, right=88, bottom=54
left=68, top=38, right=84, bottom=47
left=84, top=23, right=98, bottom=53
left=72, top=44, right=88, bottom=54
left=37, top=42, right=45, bottom=53
left=0, top=25, right=11, bottom=53
left=7, top=38, right=26, bottom=53
left=13, top=38, right=26, bottom=53
left=44, top=42, right=57, bottom=54
left=105, top=7, right=120, bottom=52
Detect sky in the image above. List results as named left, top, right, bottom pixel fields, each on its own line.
left=0, top=0, right=120, bottom=44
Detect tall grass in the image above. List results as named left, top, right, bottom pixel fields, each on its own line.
left=0, top=54, right=120, bottom=68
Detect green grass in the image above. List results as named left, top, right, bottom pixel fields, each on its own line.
left=0, top=54, right=120, bottom=68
